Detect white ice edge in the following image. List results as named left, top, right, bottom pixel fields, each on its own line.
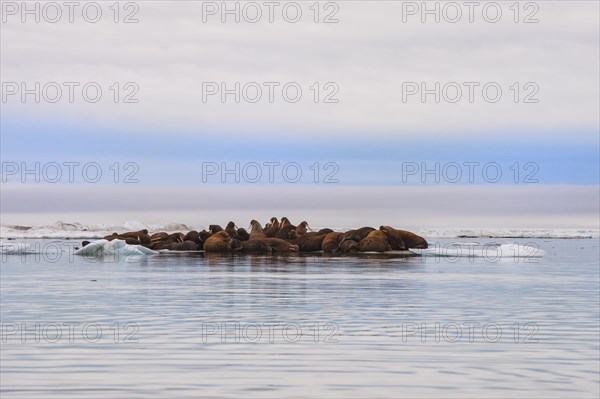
left=1, top=220, right=598, bottom=240
left=72, top=239, right=158, bottom=257
left=1, top=238, right=157, bottom=257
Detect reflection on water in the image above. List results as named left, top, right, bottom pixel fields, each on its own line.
left=1, top=239, right=599, bottom=398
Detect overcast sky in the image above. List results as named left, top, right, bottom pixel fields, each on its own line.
left=2, top=1, right=599, bottom=137
left=1, top=1, right=599, bottom=227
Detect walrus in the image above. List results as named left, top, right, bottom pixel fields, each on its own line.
left=116, top=229, right=149, bottom=239
left=147, top=232, right=175, bottom=250
left=155, top=241, right=179, bottom=250
left=379, top=226, right=428, bottom=249
left=240, top=239, right=273, bottom=254
left=150, top=231, right=168, bottom=240
left=318, top=228, right=334, bottom=234
left=377, top=227, right=406, bottom=250
left=156, top=240, right=198, bottom=251
left=339, top=239, right=359, bottom=253
left=138, top=234, right=152, bottom=247
left=291, top=232, right=328, bottom=252
left=199, top=230, right=211, bottom=243
left=236, top=228, right=250, bottom=241
left=358, top=230, right=391, bottom=252
left=180, top=240, right=200, bottom=251
left=231, top=239, right=242, bottom=250
left=225, top=222, right=239, bottom=239
left=263, top=237, right=299, bottom=253
left=249, top=220, right=267, bottom=239
left=294, top=221, right=310, bottom=236
left=103, top=230, right=151, bottom=246
left=264, top=217, right=279, bottom=237
left=209, top=225, right=223, bottom=235
left=102, top=233, right=120, bottom=241
left=164, top=232, right=185, bottom=243
left=184, top=230, right=202, bottom=244
left=103, top=234, right=142, bottom=245
left=122, top=236, right=143, bottom=245
left=276, top=217, right=296, bottom=239
left=203, top=231, right=234, bottom=252
left=341, top=227, right=375, bottom=243
left=322, top=232, right=343, bottom=253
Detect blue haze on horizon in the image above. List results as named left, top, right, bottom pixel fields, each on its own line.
left=1, top=118, right=598, bottom=186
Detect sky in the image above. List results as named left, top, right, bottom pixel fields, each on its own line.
left=1, top=0, right=599, bottom=228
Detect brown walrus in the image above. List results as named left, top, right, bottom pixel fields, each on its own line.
left=199, top=230, right=211, bottom=243
left=240, top=239, right=273, bottom=254
left=263, top=237, right=299, bottom=253
left=180, top=240, right=200, bottom=251
left=318, top=228, right=334, bottom=234
left=203, top=231, right=234, bottom=252
left=322, top=232, right=343, bottom=253
left=339, top=239, right=359, bottom=253
left=236, top=228, right=250, bottom=241
left=150, top=232, right=168, bottom=241
left=164, top=232, right=185, bottom=243
left=209, top=225, right=223, bottom=235
left=249, top=220, right=267, bottom=239
left=184, top=230, right=202, bottom=244
left=294, top=221, right=310, bottom=236
left=377, top=227, right=405, bottom=250
left=116, top=229, right=149, bottom=239
left=102, top=233, right=120, bottom=241
left=103, top=233, right=143, bottom=245
left=358, top=230, right=391, bottom=252
left=118, top=236, right=142, bottom=245
left=104, top=230, right=152, bottom=246
left=225, top=222, right=239, bottom=239
left=341, top=227, right=375, bottom=243
left=157, top=240, right=199, bottom=251
left=155, top=241, right=179, bottom=250
left=276, top=217, right=296, bottom=239
left=291, top=232, right=328, bottom=252
left=139, top=234, right=152, bottom=246
left=264, top=217, right=279, bottom=237
left=379, top=226, right=428, bottom=249
left=149, top=232, right=168, bottom=248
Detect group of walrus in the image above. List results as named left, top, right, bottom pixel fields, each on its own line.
left=90, top=217, right=428, bottom=254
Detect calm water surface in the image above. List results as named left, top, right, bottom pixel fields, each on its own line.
left=1, top=238, right=599, bottom=398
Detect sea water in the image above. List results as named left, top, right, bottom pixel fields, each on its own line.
left=1, top=238, right=599, bottom=398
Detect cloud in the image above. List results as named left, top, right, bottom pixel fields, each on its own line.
left=1, top=1, right=598, bottom=140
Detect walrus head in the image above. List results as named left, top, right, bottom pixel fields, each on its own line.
left=209, top=225, right=223, bottom=235
left=294, top=221, right=310, bottom=236
left=249, top=220, right=264, bottom=233
left=280, top=217, right=290, bottom=227
left=226, top=221, right=236, bottom=229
